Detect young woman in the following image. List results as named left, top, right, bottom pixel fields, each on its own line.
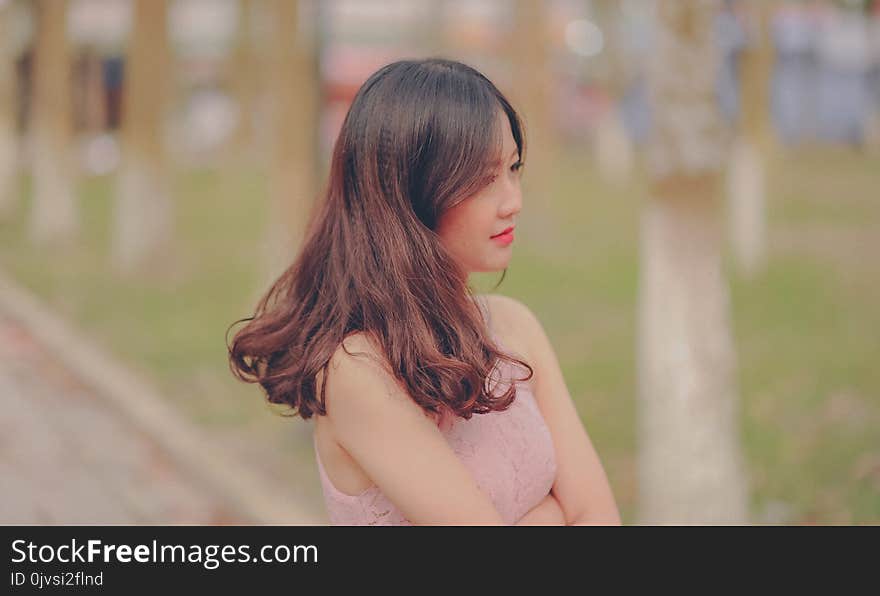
left=228, top=58, right=620, bottom=526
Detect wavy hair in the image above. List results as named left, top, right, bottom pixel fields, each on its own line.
left=227, top=58, right=532, bottom=421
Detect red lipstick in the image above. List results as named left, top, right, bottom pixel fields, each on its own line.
left=491, top=226, right=515, bottom=246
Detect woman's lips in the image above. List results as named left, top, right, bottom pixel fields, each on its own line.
left=491, top=226, right=515, bottom=246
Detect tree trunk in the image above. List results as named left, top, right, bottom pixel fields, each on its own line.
left=595, top=104, right=634, bottom=185
left=726, top=137, right=765, bottom=276
left=593, top=0, right=634, bottom=184
left=511, top=0, right=556, bottom=188
left=638, top=0, right=750, bottom=524
left=78, top=48, right=107, bottom=136
left=263, top=0, right=319, bottom=284
left=230, top=0, right=256, bottom=155
left=728, top=0, right=774, bottom=277
left=112, top=0, right=173, bottom=273
left=0, top=2, right=17, bottom=219
left=28, top=0, right=78, bottom=246
left=421, top=0, right=446, bottom=57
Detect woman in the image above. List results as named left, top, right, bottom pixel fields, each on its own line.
left=228, top=58, right=620, bottom=526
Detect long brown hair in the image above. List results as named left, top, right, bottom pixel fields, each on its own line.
left=227, top=58, right=532, bottom=421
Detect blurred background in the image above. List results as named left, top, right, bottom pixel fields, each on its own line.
left=0, top=0, right=877, bottom=525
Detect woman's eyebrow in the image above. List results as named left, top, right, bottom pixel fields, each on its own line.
left=485, top=149, right=519, bottom=169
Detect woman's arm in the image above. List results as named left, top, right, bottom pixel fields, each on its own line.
left=488, top=295, right=622, bottom=526
left=515, top=492, right=618, bottom=526
left=514, top=492, right=566, bottom=526
left=322, top=333, right=507, bottom=525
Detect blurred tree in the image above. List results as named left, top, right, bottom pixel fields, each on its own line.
left=73, top=45, right=107, bottom=137
left=727, top=0, right=775, bottom=277
left=422, top=0, right=447, bottom=57
left=112, top=0, right=173, bottom=273
left=0, top=0, right=17, bottom=219
left=637, top=0, right=750, bottom=524
left=511, top=0, right=556, bottom=191
left=593, top=0, right=635, bottom=185
left=230, top=0, right=256, bottom=156
left=28, top=0, right=78, bottom=246
left=263, top=0, right=319, bottom=283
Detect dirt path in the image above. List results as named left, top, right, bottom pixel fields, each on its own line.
left=0, top=312, right=244, bottom=524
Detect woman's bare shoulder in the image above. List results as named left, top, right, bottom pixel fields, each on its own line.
left=332, top=333, right=378, bottom=373
left=314, top=329, right=507, bottom=524
left=480, top=293, right=535, bottom=321
left=318, top=331, right=392, bottom=402
left=478, top=293, right=541, bottom=360
left=317, top=331, right=436, bottom=429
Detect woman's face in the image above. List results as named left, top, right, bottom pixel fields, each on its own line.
left=436, top=113, right=523, bottom=275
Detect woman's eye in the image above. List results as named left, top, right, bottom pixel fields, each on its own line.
left=510, top=161, right=524, bottom=173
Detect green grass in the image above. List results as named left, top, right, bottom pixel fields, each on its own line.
left=1, top=146, right=877, bottom=524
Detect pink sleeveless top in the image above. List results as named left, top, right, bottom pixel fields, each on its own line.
left=313, top=316, right=558, bottom=525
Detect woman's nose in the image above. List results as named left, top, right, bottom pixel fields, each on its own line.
left=500, top=185, right=522, bottom=218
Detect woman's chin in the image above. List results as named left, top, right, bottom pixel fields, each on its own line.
left=473, top=259, right=511, bottom=274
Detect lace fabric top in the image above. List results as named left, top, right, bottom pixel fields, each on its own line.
left=313, top=305, right=558, bottom=525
